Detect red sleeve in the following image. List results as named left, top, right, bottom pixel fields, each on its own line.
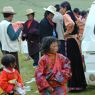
left=0, top=71, right=14, bottom=93
left=35, top=57, right=50, bottom=92
left=16, top=70, right=23, bottom=87
left=60, top=55, right=72, bottom=80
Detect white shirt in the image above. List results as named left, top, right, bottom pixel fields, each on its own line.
left=53, top=12, right=64, bottom=40
left=0, top=20, right=19, bottom=52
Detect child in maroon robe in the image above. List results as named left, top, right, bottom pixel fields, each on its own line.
left=35, top=36, right=71, bottom=95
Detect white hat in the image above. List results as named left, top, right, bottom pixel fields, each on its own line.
left=2, top=6, right=16, bottom=14
left=26, top=9, right=34, bottom=15
left=44, top=5, right=56, bottom=15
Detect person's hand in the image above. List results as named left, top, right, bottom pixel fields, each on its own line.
left=19, top=24, right=23, bottom=30
left=22, top=34, right=26, bottom=37
left=8, top=79, right=17, bottom=84
left=64, top=32, right=69, bottom=37
left=31, top=41, right=34, bottom=43
left=21, top=34, right=27, bottom=41
left=47, top=87, right=54, bottom=93
left=64, top=32, right=70, bottom=39
left=14, top=91, right=20, bottom=95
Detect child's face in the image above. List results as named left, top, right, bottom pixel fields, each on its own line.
left=10, top=62, right=16, bottom=68
left=49, top=42, right=58, bottom=54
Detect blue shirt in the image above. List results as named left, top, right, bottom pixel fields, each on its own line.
left=7, top=24, right=21, bottom=41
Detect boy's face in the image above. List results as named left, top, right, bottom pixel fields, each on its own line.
left=49, top=42, right=58, bottom=54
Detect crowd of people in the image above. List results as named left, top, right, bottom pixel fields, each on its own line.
left=0, top=1, right=89, bottom=95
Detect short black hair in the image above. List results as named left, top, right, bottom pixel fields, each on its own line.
left=54, top=4, right=60, bottom=12
left=3, top=13, right=13, bottom=18
left=1, top=54, right=16, bottom=68
left=81, top=10, right=87, bottom=17
left=60, top=1, right=71, bottom=11
left=41, top=36, right=58, bottom=54
left=73, top=8, right=80, bottom=15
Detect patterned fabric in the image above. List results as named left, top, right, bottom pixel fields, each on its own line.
left=41, top=86, right=67, bottom=95
left=35, top=53, right=71, bottom=95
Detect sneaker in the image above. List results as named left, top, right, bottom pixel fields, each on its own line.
left=26, top=78, right=35, bottom=84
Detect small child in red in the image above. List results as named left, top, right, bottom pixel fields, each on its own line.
left=0, top=54, right=26, bottom=95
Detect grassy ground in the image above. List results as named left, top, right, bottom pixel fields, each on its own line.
left=0, top=0, right=94, bottom=21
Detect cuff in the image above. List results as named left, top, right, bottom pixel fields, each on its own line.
left=6, top=85, right=14, bottom=93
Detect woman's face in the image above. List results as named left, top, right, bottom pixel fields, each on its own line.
left=49, top=42, right=58, bottom=54
left=60, top=7, right=66, bottom=15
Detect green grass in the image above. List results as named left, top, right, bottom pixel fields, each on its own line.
left=19, top=53, right=38, bottom=95
left=0, top=0, right=94, bottom=21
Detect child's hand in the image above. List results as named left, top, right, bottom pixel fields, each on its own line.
left=47, top=86, right=54, bottom=93
left=14, top=91, right=20, bottom=95
left=14, top=83, right=22, bottom=90
left=8, top=79, right=17, bottom=84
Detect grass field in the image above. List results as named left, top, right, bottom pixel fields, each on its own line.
left=0, top=0, right=94, bottom=21
left=0, top=0, right=95, bottom=95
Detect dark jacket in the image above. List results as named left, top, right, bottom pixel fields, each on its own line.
left=22, top=20, right=39, bottom=56
left=39, top=18, right=57, bottom=41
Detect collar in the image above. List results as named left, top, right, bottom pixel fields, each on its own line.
left=3, top=67, right=15, bottom=73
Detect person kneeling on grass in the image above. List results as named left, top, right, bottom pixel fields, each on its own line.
left=0, top=54, right=26, bottom=95
left=35, top=36, right=72, bottom=95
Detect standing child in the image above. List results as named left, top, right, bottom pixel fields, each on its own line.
left=0, top=54, right=26, bottom=95
left=35, top=36, right=71, bottom=95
